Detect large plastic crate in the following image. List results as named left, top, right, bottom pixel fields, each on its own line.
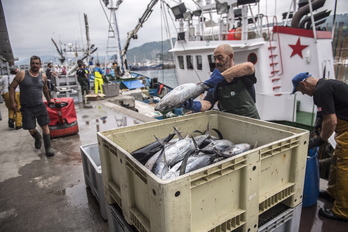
left=258, top=203, right=302, bottom=232
left=97, top=111, right=309, bottom=232
left=80, top=143, right=108, bottom=220
left=107, top=203, right=137, bottom=232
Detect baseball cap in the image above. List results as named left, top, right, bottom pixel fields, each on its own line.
left=291, top=72, right=311, bottom=94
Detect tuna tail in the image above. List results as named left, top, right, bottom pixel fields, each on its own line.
left=211, top=128, right=223, bottom=139
left=205, top=122, right=223, bottom=139
left=153, top=136, right=169, bottom=178
left=213, top=146, right=231, bottom=158
left=193, top=122, right=223, bottom=140
left=179, top=136, right=199, bottom=175
left=173, top=127, right=184, bottom=140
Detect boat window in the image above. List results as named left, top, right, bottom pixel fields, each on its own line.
left=208, top=55, right=215, bottom=72
left=186, top=55, right=193, bottom=70
left=247, top=53, right=258, bottom=64
left=178, top=56, right=184, bottom=69
left=196, top=55, right=202, bottom=70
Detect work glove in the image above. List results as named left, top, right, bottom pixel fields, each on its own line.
left=203, top=69, right=225, bottom=90
left=308, top=137, right=325, bottom=149
left=182, top=98, right=202, bottom=112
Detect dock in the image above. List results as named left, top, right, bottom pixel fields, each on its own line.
left=1, top=99, right=347, bottom=232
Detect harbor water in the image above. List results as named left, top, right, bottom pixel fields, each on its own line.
left=135, top=68, right=178, bottom=88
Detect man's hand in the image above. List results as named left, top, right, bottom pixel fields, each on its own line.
left=308, top=137, right=325, bottom=149
left=203, top=69, right=225, bottom=90
left=182, top=98, right=202, bottom=112
left=11, top=102, right=18, bottom=112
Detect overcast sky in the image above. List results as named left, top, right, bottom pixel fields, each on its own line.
left=2, top=0, right=346, bottom=62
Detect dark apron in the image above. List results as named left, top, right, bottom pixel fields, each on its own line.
left=218, top=79, right=260, bottom=119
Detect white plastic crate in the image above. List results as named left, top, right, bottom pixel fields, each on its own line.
left=106, top=202, right=302, bottom=232
left=107, top=204, right=137, bottom=232
left=258, top=203, right=302, bottom=232
left=80, top=143, right=108, bottom=220
left=103, top=82, right=120, bottom=97
left=98, top=111, right=309, bottom=232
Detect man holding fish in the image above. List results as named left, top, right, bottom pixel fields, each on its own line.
left=183, top=44, right=260, bottom=119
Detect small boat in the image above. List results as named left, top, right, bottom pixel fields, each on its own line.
left=129, top=63, right=164, bottom=71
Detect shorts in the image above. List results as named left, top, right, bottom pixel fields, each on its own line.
left=21, top=104, right=50, bottom=130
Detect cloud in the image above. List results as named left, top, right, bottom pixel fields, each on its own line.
left=2, top=0, right=346, bottom=62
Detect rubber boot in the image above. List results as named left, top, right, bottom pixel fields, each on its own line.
left=8, top=119, right=15, bottom=128
left=43, top=134, right=54, bottom=157
left=31, top=131, right=42, bottom=149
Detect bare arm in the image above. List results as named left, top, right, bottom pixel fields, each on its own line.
left=51, top=70, right=61, bottom=78
left=221, top=62, right=255, bottom=82
left=42, top=73, right=51, bottom=101
left=200, top=100, right=213, bottom=112
left=320, top=114, right=337, bottom=141
left=9, top=71, right=24, bottom=111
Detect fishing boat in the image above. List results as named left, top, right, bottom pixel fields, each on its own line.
left=129, top=58, right=164, bottom=71
left=166, top=0, right=335, bottom=127
left=103, top=0, right=336, bottom=127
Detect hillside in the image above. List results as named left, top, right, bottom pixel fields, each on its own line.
left=110, top=38, right=175, bottom=64
left=15, top=39, right=176, bottom=66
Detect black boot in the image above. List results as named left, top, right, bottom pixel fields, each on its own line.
left=8, top=119, right=15, bottom=128
left=31, top=131, right=42, bottom=149
left=43, top=134, right=54, bottom=157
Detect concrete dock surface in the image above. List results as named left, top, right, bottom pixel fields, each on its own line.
left=0, top=99, right=155, bottom=232
left=1, top=99, right=347, bottom=232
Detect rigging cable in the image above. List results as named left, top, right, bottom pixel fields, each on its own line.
left=163, top=0, right=205, bottom=83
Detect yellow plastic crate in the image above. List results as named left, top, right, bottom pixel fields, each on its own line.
left=97, top=111, right=308, bottom=232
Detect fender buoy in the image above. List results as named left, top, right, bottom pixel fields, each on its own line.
left=158, top=84, right=164, bottom=94
left=227, top=27, right=242, bottom=40
left=158, top=86, right=169, bottom=98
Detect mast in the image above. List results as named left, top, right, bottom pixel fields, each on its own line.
left=104, top=0, right=123, bottom=68
left=84, top=13, right=92, bottom=64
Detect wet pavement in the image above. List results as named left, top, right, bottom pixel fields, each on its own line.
left=299, top=179, right=348, bottom=232
left=0, top=99, right=347, bottom=232
left=0, top=99, right=154, bottom=232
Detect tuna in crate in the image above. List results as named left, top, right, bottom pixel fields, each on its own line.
left=97, top=111, right=309, bottom=232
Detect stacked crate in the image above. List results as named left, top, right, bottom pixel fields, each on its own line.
left=80, top=143, right=108, bottom=221
left=55, top=74, right=82, bottom=103
left=98, top=111, right=309, bottom=232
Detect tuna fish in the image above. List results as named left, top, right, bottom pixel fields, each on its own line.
left=152, top=129, right=195, bottom=178
left=162, top=161, right=182, bottom=180
left=163, top=152, right=217, bottom=180
left=200, top=139, right=235, bottom=153
left=154, top=83, right=208, bottom=111
left=214, top=143, right=251, bottom=158
left=131, top=132, right=175, bottom=164
left=184, top=152, right=217, bottom=174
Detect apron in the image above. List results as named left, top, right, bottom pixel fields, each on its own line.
left=328, top=118, right=348, bottom=219
left=218, top=79, right=259, bottom=119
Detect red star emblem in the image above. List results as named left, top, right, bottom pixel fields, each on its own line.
left=289, top=38, right=309, bottom=58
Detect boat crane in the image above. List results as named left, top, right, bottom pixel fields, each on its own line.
left=51, top=38, right=65, bottom=64
left=120, top=0, right=159, bottom=73
left=102, top=0, right=160, bottom=76
left=51, top=13, right=98, bottom=75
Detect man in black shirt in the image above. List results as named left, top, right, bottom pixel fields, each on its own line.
left=45, top=62, right=59, bottom=97
left=76, top=64, right=88, bottom=97
left=292, top=72, right=348, bottom=222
